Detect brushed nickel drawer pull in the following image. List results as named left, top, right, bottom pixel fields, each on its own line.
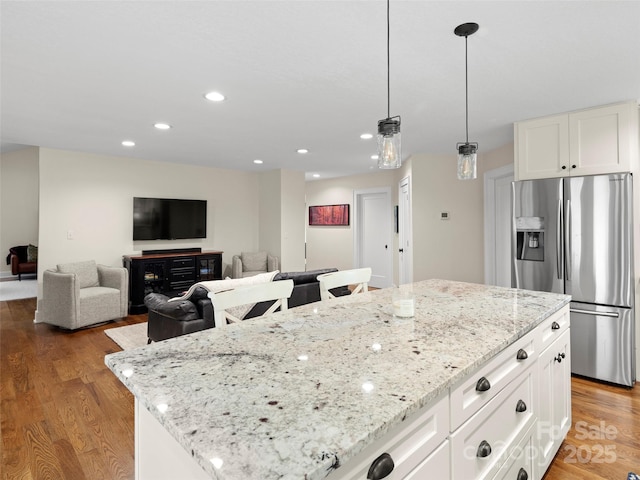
left=516, top=348, right=528, bottom=360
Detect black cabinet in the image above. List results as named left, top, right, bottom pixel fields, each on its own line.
left=123, top=250, right=223, bottom=314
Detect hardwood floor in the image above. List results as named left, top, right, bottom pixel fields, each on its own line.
left=543, top=376, right=640, bottom=480
left=1, top=297, right=146, bottom=480
left=2, top=297, right=639, bottom=479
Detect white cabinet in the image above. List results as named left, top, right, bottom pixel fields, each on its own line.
left=450, top=364, right=537, bottom=480
left=536, top=327, right=571, bottom=474
left=404, top=439, right=450, bottom=479
left=515, top=100, right=638, bottom=181
left=332, top=392, right=449, bottom=479
left=450, top=333, right=537, bottom=431
left=515, top=113, right=569, bottom=180
left=135, top=304, right=572, bottom=480
left=491, top=423, right=536, bottom=480
left=447, top=305, right=570, bottom=480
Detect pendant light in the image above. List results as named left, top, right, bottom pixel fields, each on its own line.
left=454, top=22, right=479, bottom=180
left=377, top=0, right=401, bottom=169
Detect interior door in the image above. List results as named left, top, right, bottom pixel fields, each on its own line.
left=354, top=188, right=393, bottom=289
left=399, top=176, right=412, bottom=285
left=484, top=165, right=513, bottom=287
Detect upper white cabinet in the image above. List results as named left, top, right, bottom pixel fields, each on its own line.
left=514, top=100, right=639, bottom=181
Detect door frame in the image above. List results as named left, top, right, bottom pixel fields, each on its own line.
left=353, top=187, right=393, bottom=288
left=484, top=164, right=514, bottom=286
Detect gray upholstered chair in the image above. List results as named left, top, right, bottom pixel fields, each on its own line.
left=231, top=251, right=279, bottom=278
left=42, top=260, right=128, bottom=330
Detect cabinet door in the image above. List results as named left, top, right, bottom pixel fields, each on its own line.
left=197, top=255, right=219, bottom=281
left=568, top=102, right=635, bottom=176
left=536, top=328, right=571, bottom=474
left=515, top=114, right=569, bottom=180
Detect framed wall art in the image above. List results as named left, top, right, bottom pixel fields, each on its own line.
left=308, top=204, right=350, bottom=226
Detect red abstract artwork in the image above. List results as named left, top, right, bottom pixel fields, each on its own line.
left=309, top=204, right=350, bottom=226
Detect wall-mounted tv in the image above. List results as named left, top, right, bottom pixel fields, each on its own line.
left=133, top=197, right=207, bottom=241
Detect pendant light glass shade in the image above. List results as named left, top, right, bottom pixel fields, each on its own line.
left=455, top=22, right=479, bottom=180
left=457, top=142, right=478, bottom=180
left=377, top=116, right=401, bottom=169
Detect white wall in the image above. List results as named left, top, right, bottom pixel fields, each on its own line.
left=258, top=170, right=282, bottom=265
left=257, top=169, right=306, bottom=272
left=36, top=148, right=261, bottom=285
left=0, top=147, right=39, bottom=277
left=305, top=170, right=398, bottom=272
left=304, top=146, right=511, bottom=283
left=279, top=169, right=306, bottom=272
left=410, top=145, right=513, bottom=283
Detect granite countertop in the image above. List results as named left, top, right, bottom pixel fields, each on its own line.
left=105, top=279, right=570, bottom=480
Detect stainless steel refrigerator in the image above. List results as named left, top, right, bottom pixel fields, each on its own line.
left=512, top=173, right=635, bottom=387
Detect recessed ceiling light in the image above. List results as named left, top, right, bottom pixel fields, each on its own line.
left=371, top=154, right=379, bottom=160
left=205, top=91, right=226, bottom=102
left=253, top=159, right=263, bottom=164
left=297, top=149, right=309, bottom=154
left=154, top=123, right=171, bottom=130
left=312, top=173, right=320, bottom=178
left=121, top=140, right=135, bottom=147
left=360, top=133, right=373, bottom=139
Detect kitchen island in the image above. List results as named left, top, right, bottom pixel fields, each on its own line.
left=105, top=279, right=571, bottom=480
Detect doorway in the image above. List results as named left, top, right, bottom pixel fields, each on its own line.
left=353, top=187, right=393, bottom=288
left=484, top=164, right=514, bottom=287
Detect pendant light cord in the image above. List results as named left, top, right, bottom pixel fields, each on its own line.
left=387, top=0, right=390, bottom=119
left=464, top=34, right=469, bottom=144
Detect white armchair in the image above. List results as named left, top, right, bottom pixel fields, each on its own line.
left=42, top=260, right=128, bottom=330
left=231, top=251, right=279, bottom=279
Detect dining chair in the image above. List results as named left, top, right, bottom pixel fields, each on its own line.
left=208, top=279, right=294, bottom=328
left=317, top=267, right=372, bottom=301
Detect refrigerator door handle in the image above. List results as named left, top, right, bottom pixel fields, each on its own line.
left=570, top=308, right=619, bottom=318
left=564, top=199, right=571, bottom=281
left=556, top=199, right=563, bottom=280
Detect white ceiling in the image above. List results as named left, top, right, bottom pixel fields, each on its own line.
left=2, top=1, right=639, bottom=181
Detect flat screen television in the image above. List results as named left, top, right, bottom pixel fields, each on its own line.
left=133, top=197, right=207, bottom=241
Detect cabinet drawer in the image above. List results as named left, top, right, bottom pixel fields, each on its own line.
left=537, top=306, right=569, bottom=353
left=405, top=439, right=449, bottom=479
left=169, top=280, right=193, bottom=291
left=491, top=424, right=536, bottom=480
left=330, top=393, right=449, bottom=479
left=171, top=257, right=195, bottom=269
left=451, top=365, right=536, bottom=480
left=450, top=333, right=537, bottom=430
left=170, top=268, right=195, bottom=282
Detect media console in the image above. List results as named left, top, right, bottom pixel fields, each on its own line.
left=123, top=250, right=223, bottom=314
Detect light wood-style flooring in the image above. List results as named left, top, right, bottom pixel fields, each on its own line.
left=1, top=297, right=638, bottom=479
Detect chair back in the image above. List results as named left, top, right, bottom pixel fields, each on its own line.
left=317, top=267, right=372, bottom=301
left=208, top=279, right=294, bottom=328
